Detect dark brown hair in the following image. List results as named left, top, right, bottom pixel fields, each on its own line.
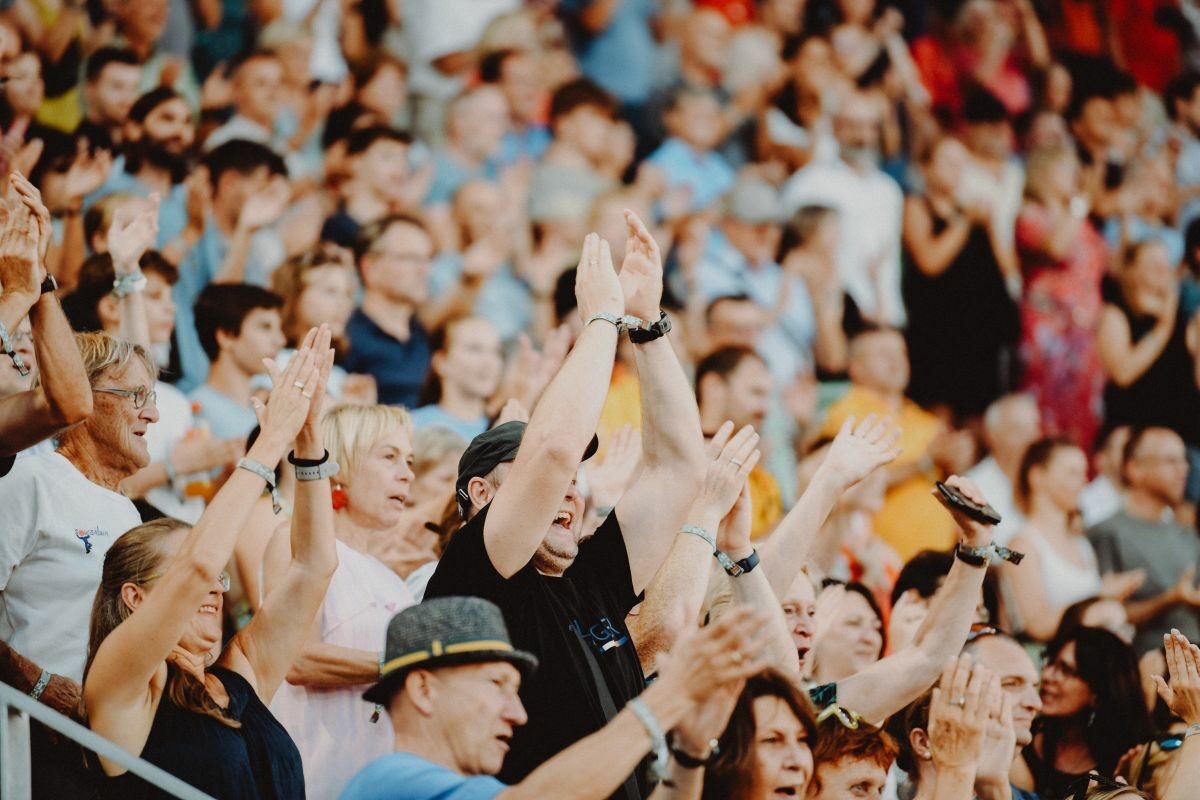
left=702, top=669, right=819, bottom=800
left=1015, top=436, right=1080, bottom=513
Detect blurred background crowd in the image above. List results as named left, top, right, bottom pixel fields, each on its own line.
left=4, top=0, right=1200, bottom=797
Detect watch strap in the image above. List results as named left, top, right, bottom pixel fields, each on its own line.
left=629, top=311, right=672, bottom=344
left=670, top=739, right=719, bottom=769
left=294, top=459, right=340, bottom=481
left=237, top=457, right=282, bottom=514
left=716, top=548, right=759, bottom=577
left=680, top=523, right=716, bottom=551
left=0, top=319, right=29, bottom=377
left=955, top=543, right=991, bottom=567
left=112, top=270, right=147, bottom=298
left=586, top=312, right=623, bottom=331
left=40, top=274, right=57, bottom=294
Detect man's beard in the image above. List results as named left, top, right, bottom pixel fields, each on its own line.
left=124, top=135, right=191, bottom=183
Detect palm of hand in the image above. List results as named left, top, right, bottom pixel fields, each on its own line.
left=619, top=251, right=662, bottom=320
left=824, top=418, right=901, bottom=488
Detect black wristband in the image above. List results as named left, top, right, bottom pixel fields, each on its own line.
left=287, top=449, right=330, bottom=468
left=40, top=274, right=57, bottom=295
left=670, top=737, right=719, bottom=768
left=628, top=311, right=672, bottom=344
left=954, top=543, right=990, bottom=568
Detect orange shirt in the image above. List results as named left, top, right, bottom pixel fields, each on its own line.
left=819, top=386, right=958, bottom=562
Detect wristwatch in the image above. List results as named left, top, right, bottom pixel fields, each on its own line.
left=288, top=450, right=340, bottom=481
left=628, top=311, right=672, bottom=344
left=40, top=274, right=57, bottom=295
left=716, top=548, right=760, bottom=577
left=954, top=543, right=991, bottom=568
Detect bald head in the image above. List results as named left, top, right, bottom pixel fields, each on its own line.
left=982, top=394, right=1041, bottom=469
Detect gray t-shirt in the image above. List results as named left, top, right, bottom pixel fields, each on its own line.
left=1088, top=511, right=1200, bottom=654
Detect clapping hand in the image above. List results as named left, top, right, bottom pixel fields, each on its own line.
left=1155, top=629, right=1200, bottom=725
left=818, top=414, right=902, bottom=492
left=928, top=655, right=994, bottom=775
left=251, top=327, right=328, bottom=460
left=108, top=194, right=160, bottom=273
left=657, top=606, right=771, bottom=703
left=237, top=176, right=290, bottom=233
left=697, top=421, right=761, bottom=523
left=9, top=171, right=51, bottom=263
left=586, top=425, right=642, bottom=511
left=63, top=141, right=113, bottom=202
left=618, top=210, right=663, bottom=321
left=574, top=232, right=624, bottom=324
left=0, top=181, right=44, bottom=298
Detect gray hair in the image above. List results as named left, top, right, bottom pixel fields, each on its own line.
left=74, top=331, right=158, bottom=386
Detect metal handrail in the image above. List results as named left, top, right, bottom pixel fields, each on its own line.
left=0, top=681, right=213, bottom=800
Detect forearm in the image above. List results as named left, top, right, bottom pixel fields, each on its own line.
left=1105, top=324, right=1172, bottom=386
left=0, top=289, right=36, bottom=333
left=117, top=291, right=151, bottom=350
left=630, top=511, right=721, bottom=671
left=54, top=213, right=86, bottom=288
left=631, top=336, right=704, bottom=469
left=722, top=560, right=800, bottom=674
left=647, top=763, right=704, bottom=800
left=909, top=558, right=985, bottom=656
left=931, top=768, right=977, bottom=800
left=0, top=640, right=79, bottom=719
left=287, top=430, right=337, bottom=574
left=29, top=292, right=92, bottom=425
left=285, top=642, right=379, bottom=687
left=505, top=680, right=692, bottom=800
left=1163, top=736, right=1200, bottom=800
left=213, top=226, right=253, bottom=284
left=759, top=468, right=842, bottom=598
left=1125, top=591, right=1180, bottom=625
left=975, top=776, right=1014, bottom=800
left=911, top=221, right=972, bottom=276
left=811, top=287, right=848, bottom=374
left=120, top=460, right=172, bottom=498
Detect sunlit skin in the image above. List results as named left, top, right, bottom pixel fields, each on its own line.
left=751, top=696, right=814, bottom=799
left=781, top=572, right=817, bottom=671
left=812, top=590, right=884, bottom=683
left=341, top=427, right=417, bottom=531
left=968, top=636, right=1042, bottom=745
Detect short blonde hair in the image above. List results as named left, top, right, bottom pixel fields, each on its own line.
left=321, top=404, right=413, bottom=480
left=74, top=331, right=157, bottom=385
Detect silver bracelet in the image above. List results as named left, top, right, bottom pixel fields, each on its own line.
left=628, top=697, right=670, bottom=782
left=0, top=319, right=29, bottom=377
left=112, top=270, right=147, bottom=298
left=680, top=523, right=716, bottom=551
left=586, top=312, right=623, bottom=332
left=237, top=457, right=282, bottom=514
left=29, top=669, right=50, bottom=701
left=1185, top=722, right=1200, bottom=739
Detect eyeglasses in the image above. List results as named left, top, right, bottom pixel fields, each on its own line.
left=1067, top=770, right=1127, bottom=800
left=94, top=385, right=156, bottom=409
left=816, top=703, right=863, bottom=730
left=142, top=570, right=231, bottom=593
left=1041, top=653, right=1082, bottom=680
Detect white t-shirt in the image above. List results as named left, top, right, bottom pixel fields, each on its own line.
left=0, top=452, right=143, bottom=681
left=964, top=456, right=1024, bottom=546
left=144, top=381, right=205, bottom=524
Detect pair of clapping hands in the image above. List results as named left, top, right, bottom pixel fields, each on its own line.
left=923, top=655, right=1017, bottom=789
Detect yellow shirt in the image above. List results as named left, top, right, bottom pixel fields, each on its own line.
left=819, top=386, right=957, bottom=561
left=749, top=465, right=784, bottom=540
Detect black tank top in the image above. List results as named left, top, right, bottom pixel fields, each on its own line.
left=102, top=667, right=304, bottom=799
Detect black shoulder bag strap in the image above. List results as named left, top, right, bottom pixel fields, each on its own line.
left=571, top=624, right=643, bottom=800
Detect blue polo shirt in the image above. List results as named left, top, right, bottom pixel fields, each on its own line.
left=645, top=138, right=735, bottom=213
left=341, top=753, right=505, bottom=800
left=342, top=309, right=431, bottom=408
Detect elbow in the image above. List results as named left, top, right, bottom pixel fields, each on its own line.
left=54, top=392, right=93, bottom=426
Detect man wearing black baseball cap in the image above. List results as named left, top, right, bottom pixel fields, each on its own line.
left=424, top=216, right=707, bottom=798
left=341, top=597, right=772, bottom=800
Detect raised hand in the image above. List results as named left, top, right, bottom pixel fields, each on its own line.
left=1155, top=629, right=1200, bottom=725
left=819, top=414, right=902, bottom=492
left=931, top=474, right=994, bottom=548
left=108, top=194, right=161, bottom=272
left=237, top=175, right=290, bottom=232
left=974, top=673, right=1017, bottom=789
left=9, top=171, right=51, bottom=263
left=0, top=191, right=43, bottom=296
left=657, top=606, right=772, bottom=703
left=716, top=480, right=754, bottom=558
left=1099, top=569, right=1146, bottom=601
left=574, top=232, right=624, bottom=324
left=184, top=166, right=212, bottom=235
left=252, top=341, right=321, bottom=458
left=63, top=142, right=113, bottom=202
left=1169, top=566, right=1200, bottom=606
left=697, top=421, right=761, bottom=524
left=297, top=325, right=335, bottom=437
left=618, top=210, right=663, bottom=321
left=928, top=655, right=992, bottom=775
left=586, top=424, right=642, bottom=511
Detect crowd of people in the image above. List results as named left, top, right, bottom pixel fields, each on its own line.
left=3, top=0, right=1200, bottom=798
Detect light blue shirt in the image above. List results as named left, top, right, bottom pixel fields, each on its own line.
left=410, top=406, right=486, bottom=442
left=429, top=254, right=533, bottom=343
left=497, top=126, right=551, bottom=166
left=1103, top=216, right=1185, bottom=265
left=426, top=149, right=499, bottom=206
left=188, top=384, right=258, bottom=441
left=85, top=157, right=189, bottom=249
left=646, top=138, right=735, bottom=213
left=561, top=0, right=657, bottom=104
left=341, top=753, right=506, bottom=800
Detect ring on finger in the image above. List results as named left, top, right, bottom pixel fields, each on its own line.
left=949, top=697, right=967, bottom=707
left=731, top=651, right=744, bottom=665
left=730, top=459, right=744, bottom=467
left=301, top=390, right=314, bottom=399
left=292, top=381, right=305, bottom=389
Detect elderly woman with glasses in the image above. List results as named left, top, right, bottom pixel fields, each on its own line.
left=83, top=327, right=338, bottom=798
left=0, top=331, right=159, bottom=689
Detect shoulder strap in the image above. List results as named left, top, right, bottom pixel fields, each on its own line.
left=571, top=625, right=642, bottom=800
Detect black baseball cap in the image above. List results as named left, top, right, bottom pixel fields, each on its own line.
left=455, top=421, right=599, bottom=514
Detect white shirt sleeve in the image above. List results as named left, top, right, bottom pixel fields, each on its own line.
left=0, top=462, right=42, bottom=590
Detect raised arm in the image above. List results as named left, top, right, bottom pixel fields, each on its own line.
left=1157, top=630, right=1200, bottom=800
left=84, top=342, right=320, bottom=731
left=1097, top=298, right=1176, bottom=388
left=107, top=194, right=162, bottom=351
left=711, top=479, right=800, bottom=675
left=836, top=476, right=993, bottom=723
left=0, top=178, right=92, bottom=453
left=629, top=422, right=759, bottom=671
left=483, top=232, right=623, bottom=578
left=614, top=211, right=707, bottom=593
left=224, top=327, right=339, bottom=704
left=759, top=415, right=902, bottom=598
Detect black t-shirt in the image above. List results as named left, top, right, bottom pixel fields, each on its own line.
left=0, top=453, right=14, bottom=478
left=425, top=505, right=646, bottom=792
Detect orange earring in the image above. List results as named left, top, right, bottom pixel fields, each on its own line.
left=332, top=485, right=349, bottom=511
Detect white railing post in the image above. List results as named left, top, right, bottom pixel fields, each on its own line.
left=0, top=697, right=32, bottom=800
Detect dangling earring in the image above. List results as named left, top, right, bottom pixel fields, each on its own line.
left=332, top=484, right=349, bottom=511
left=1087, top=707, right=1097, bottom=728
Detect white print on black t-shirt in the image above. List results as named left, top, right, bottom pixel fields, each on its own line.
left=570, top=616, right=630, bottom=654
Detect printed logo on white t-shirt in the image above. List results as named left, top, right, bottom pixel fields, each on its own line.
left=74, top=527, right=112, bottom=554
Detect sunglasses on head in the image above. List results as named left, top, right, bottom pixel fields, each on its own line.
left=1066, top=770, right=1131, bottom=800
